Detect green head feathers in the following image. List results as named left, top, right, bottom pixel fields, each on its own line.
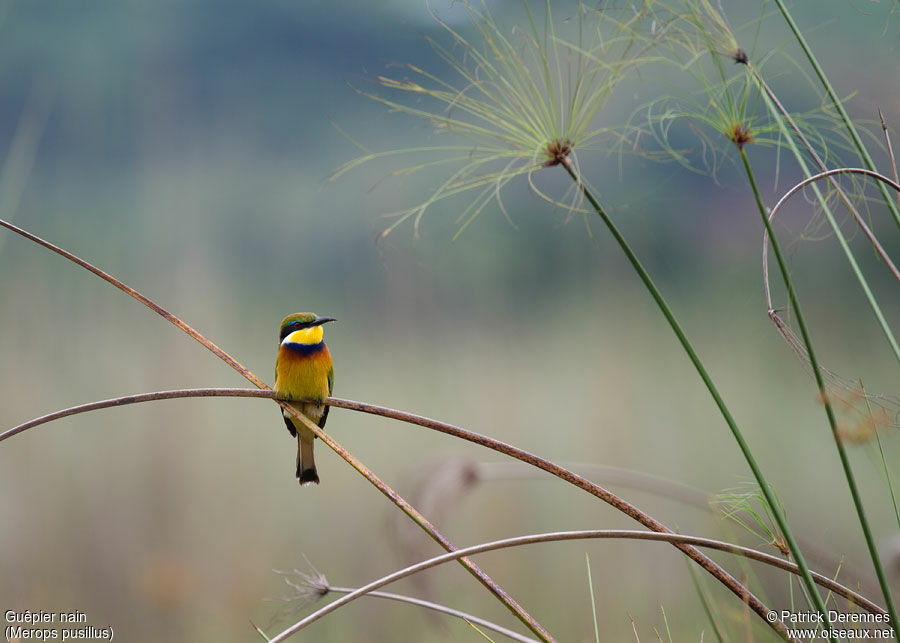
left=279, top=312, right=336, bottom=342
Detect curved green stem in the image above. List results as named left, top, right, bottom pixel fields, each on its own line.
left=559, top=156, right=810, bottom=639
left=740, top=146, right=898, bottom=631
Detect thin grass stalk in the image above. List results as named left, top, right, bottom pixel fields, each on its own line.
left=873, top=414, right=900, bottom=533
left=862, top=377, right=900, bottom=533
left=659, top=605, right=673, bottom=642
left=0, top=218, right=553, bottom=643
left=881, top=110, right=900, bottom=204
left=0, top=80, right=54, bottom=257
left=585, top=554, right=600, bottom=643
left=771, top=0, right=900, bottom=231
left=740, top=146, right=898, bottom=631
left=686, top=562, right=726, bottom=643
left=250, top=620, right=272, bottom=641
left=272, top=528, right=885, bottom=641
left=748, top=66, right=900, bottom=363
left=627, top=613, right=639, bottom=641
left=556, top=155, right=809, bottom=637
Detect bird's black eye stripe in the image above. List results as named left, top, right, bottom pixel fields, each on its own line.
left=280, top=320, right=310, bottom=341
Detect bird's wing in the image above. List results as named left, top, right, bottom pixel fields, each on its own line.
left=274, top=350, right=296, bottom=436
left=282, top=413, right=297, bottom=438
left=319, top=365, right=334, bottom=429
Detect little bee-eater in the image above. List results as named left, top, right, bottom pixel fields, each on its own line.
left=274, top=312, right=335, bottom=486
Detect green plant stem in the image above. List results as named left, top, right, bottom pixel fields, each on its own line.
left=0, top=217, right=553, bottom=643
left=771, top=0, right=900, bottom=232
left=740, top=146, right=898, bottom=633
left=686, top=562, right=725, bottom=643
left=250, top=620, right=272, bottom=641
left=877, top=426, right=900, bottom=528
left=749, top=66, right=900, bottom=364
left=558, top=155, right=811, bottom=638
left=585, top=553, right=600, bottom=643
left=881, top=110, right=900, bottom=200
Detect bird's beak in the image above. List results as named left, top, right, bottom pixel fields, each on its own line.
left=311, top=316, right=337, bottom=326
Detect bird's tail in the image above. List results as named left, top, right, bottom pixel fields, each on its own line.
left=296, top=435, right=319, bottom=486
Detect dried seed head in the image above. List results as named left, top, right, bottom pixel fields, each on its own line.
left=732, top=48, right=748, bottom=65
left=727, top=123, right=755, bottom=149
left=819, top=386, right=895, bottom=445
left=542, top=138, right=574, bottom=166
left=275, top=566, right=330, bottom=604
left=772, top=535, right=790, bottom=557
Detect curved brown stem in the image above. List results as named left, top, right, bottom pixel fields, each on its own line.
left=5, top=387, right=804, bottom=638
left=0, top=389, right=878, bottom=601
left=278, top=402, right=553, bottom=640
left=0, top=218, right=554, bottom=643
left=0, top=388, right=274, bottom=442
left=290, top=585, right=540, bottom=643
left=761, top=167, right=900, bottom=312
left=751, top=68, right=900, bottom=288
left=336, top=405, right=785, bottom=633
left=272, top=529, right=884, bottom=642
left=0, top=219, right=266, bottom=388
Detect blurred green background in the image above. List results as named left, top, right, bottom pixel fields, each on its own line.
left=2, top=1, right=899, bottom=640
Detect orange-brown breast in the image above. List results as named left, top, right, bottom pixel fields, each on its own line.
left=274, top=343, right=333, bottom=403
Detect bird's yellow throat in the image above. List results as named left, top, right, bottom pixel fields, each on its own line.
left=283, top=326, right=324, bottom=346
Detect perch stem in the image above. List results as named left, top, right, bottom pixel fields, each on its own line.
left=0, top=217, right=554, bottom=643
left=3, top=387, right=794, bottom=638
